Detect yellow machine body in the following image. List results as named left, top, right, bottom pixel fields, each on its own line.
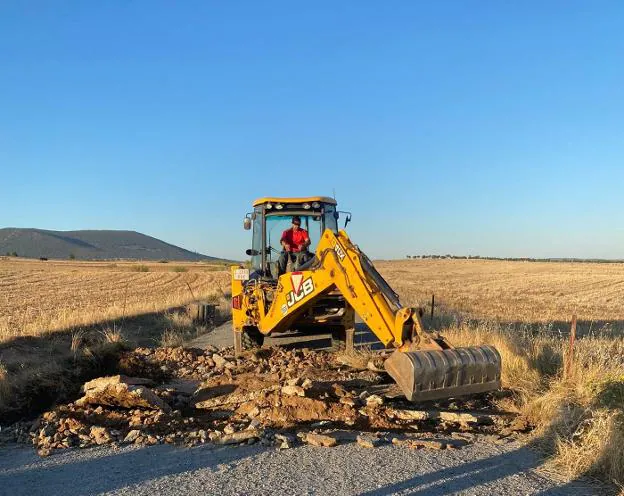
left=231, top=197, right=501, bottom=402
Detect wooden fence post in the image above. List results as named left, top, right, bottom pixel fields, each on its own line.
left=565, top=314, right=577, bottom=379
left=430, top=294, right=435, bottom=321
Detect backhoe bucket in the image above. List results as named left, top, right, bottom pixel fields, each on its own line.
left=384, top=345, right=501, bottom=402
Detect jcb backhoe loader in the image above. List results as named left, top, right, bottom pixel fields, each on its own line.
left=231, top=197, right=501, bottom=402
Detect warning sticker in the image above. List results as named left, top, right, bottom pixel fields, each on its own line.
left=286, top=277, right=315, bottom=308
left=290, top=272, right=304, bottom=294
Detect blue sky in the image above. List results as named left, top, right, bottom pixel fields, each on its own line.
left=1, top=1, right=623, bottom=260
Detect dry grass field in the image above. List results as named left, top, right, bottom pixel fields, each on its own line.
left=0, top=257, right=230, bottom=341
left=1, top=256, right=623, bottom=488
left=378, top=259, right=624, bottom=328
left=3, top=257, right=624, bottom=343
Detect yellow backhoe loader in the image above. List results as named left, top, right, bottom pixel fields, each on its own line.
left=231, top=197, right=501, bottom=402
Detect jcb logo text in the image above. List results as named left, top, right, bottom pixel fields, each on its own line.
left=334, top=243, right=346, bottom=261
left=286, top=278, right=314, bottom=307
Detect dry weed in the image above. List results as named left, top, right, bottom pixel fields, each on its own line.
left=160, top=330, right=185, bottom=348
left=447, top=321, right=624, bottom=487
left=70, top=330, right=85, bottom=354
left=335, top=348, right=373, bottom=370
left=99, top=327, right=126, bottom=344
left=165, top=311, right=193, bottom=331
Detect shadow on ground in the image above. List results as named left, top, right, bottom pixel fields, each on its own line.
left=0, top=443, right=254, bottom=496
left=265, top=322, right=385, bottom=352
left=358, top=421, right=612, bottom=496
left=0, top=432, right=612, bottom=496
left=0, top=304, right=229, bottom=423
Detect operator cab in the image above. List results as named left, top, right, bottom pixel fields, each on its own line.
left=244, top=197, right=345, bottom=280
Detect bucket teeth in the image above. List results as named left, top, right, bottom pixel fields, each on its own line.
left=384, top=345, right=502, bottom=402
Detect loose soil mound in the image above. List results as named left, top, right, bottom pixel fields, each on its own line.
left=3, top=346, right=528, bottom=455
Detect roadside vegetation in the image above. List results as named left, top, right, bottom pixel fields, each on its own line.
left=375, top=260, right=624, bottom=488
left=445, top=323, right=624, bottom=488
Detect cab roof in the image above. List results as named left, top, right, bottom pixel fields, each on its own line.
left=252, top=196, right=337, bottom=207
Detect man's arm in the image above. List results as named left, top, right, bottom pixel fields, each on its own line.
left=301, top=230, right=311, bottom=250
left=280, top=229, right=291, bottom=251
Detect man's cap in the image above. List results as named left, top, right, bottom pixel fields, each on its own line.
left=292, top=216, right=301, bottom=225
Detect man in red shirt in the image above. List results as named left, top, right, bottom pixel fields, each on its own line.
left=278, top=216, right=311, bottom=276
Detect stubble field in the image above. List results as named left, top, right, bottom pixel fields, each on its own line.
left=0, top=257, right=231, bottom=341
left=377, top=258, right=624, bottom=328
left=3, top=257, right=624, bottom=343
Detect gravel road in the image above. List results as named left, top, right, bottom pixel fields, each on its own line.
left=0, top=438, right=606, bottom=496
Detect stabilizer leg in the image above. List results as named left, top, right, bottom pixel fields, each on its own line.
left=233, top=330, right=243, bottom=356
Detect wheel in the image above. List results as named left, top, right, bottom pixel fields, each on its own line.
left=242, top=326, right=264, bottom=350
left=330, top=328, right=346, bottom=351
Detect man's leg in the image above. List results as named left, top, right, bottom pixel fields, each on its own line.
left=295, top=251, right=312, bottom=269
left=285, top=252, right=296, bottom=273
left=277, top=251, right=289, bottom=277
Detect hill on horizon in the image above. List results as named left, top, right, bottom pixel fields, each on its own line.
left=0, top=228, right=220, bottom=261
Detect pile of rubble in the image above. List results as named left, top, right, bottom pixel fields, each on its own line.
left=23, top=346, right=529, bottom=457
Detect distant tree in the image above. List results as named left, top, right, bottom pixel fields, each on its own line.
left=406, top=255, right=411, bottom=259
left=69, top=253, right=76, bottom=260
left=5, top=251, right=9, bottom=256
left=11, top=251, right=17, bottom=257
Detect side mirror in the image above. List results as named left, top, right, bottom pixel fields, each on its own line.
left=246, top=249, right=260, bottom=256
left=337, top=210, right=352, bottom=228
left=243, top=218, right=252, bottom=230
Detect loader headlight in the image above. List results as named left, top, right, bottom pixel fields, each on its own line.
left=312, top=202, right=320, bottom=208
left=266, top=203, right=273, bottom=209
left=302, top=203, right=311, bottom=209
left=275, top=203, right=283, bottom=210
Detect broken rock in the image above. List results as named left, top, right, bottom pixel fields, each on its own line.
left=76, top=376, right=171, bottom=413
left=82, top=375, right=154, bottom=391
left=365, top=394, right=384, bottom=407
left=123, top=430, right=141, bottom=444
left=212, top=354, right=227, bottom=369
left=90, top=426, right=113, bottom=445
left=304, top=433, right=338, bottom=447
left=356, top=434, right=382, bottom=448
left=387, top=408, right=496, bottom=424
left=275, top=432, right=296, bottom=449
left=392, top=437, right=446, bottom=450
left=192, top=384, right=251, bottom=409
left=213, top=430, right=261, bottom=445
left=281, top=385, right=305, bottom=397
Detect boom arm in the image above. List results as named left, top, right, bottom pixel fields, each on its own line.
left=256, top=229, right=446, bottom=351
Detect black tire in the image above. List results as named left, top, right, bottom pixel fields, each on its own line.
left=242, top=326, right=264, bottom=350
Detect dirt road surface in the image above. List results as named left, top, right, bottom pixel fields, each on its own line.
left=0, top=322, right=610, bottom=495
left=0, top=440, right=604, bottom=496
